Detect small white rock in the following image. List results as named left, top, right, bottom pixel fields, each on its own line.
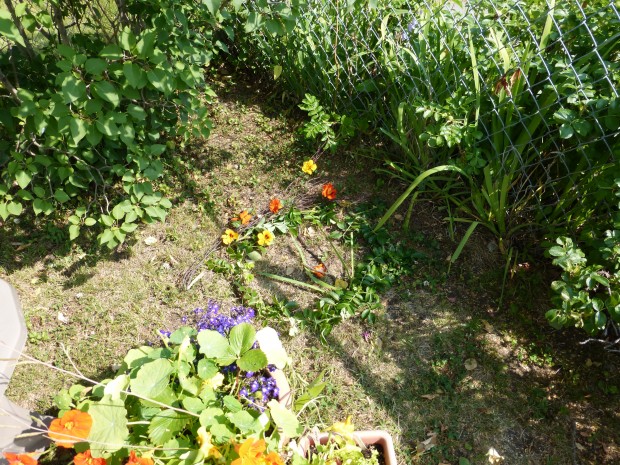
left=144, top=236, right=158, bottom=245
left=57, top=312, right=69, bottom=324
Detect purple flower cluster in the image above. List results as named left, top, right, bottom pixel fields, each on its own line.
left=239, top=367, right=280, bottom=409
left=190, top=300, right=256, bottom=335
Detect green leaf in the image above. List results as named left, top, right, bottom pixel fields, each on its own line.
left=88, top=396, right=129, bottom=455
left=182, top=397, right=206, bottom=414
left=210, top=423, right=234, bottom=443
left=69, top=224, right=80, bottom=240
left=0, top=203, right=8, bottom=221
left=199, top=407, right=224, bottom=428
left=15, top=170, right=32, bottom=189
left=273, top=65, right=282, bottom=80
left=223, top=396, right=242, bottom=413
left=100, top=44, right=123, bottom=59
left=267, top=399, right=302, bottom=437
left=148, top=410, right=191, bottom=444
left=70, top=118, right=88, bottom=144
left=197, top=359, right=219, bottom=380
left=123, top=63, right=147, bottom=89
left=204, top=0, right=222, bottom=15
left=33, top=199, right=53, bottom=216
left=61, top=74, right=87, bottom=104
left=147, top=68, right=173, bottom=95
left=0, top=10, right=26, bottom=46
left=92, top=81, right=121, bottom=107
left=247, top=251, right=262, bottom=261
left=85, top=58, right=107, bottom=75
left=559, top=124, right=574, bottom=139
left=127, top=104, right=146, bottom=121
left=7, top=201, right=22, bottom=216
left=54, top=189, right=70, bottom=203
left=169, top=327, right=197, bottom=344
left=228, top=323, right=255, bottom=356
left=196, top=330, right=235, bottom=365
left=228, top=410, right=256, bottom=433
left=104, top=374, right=129, bottom=401
left=119, top=28, right=136, bottom=51
left=237, top=349, right=268, bottom=372
left=129, top=358, right=173, bottom=399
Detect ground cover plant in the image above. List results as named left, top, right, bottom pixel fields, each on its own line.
left=2, top=75, right=620, bottom=465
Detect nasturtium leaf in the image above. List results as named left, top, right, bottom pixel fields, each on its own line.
left=100, top=44, right=123, bottom=59
left=228, top=323, right=255, bottom=356
left=88, top=395, right=129, bottom=455
left=53, top=389, right=72, bottom=411
left=267, top=399, right=302, bottom=437
left=228, top=410, right=256, bottom=433
left=15, top=170, right=32, bottom=189
left=210, top=423, right=234, bottom=443
left=237, top=349, right=268, bottom=372
left=179, top=374, right=202, bottom=396
left=196, top=330, right=236, bottom=365
left=169, top=327, right=197, bottom=344
left=129, top=358, right=173, bottom=399
left=92, top=81, right=120, bottom=107
left=223, top=395, right=242, bottom=413
left=199, top=407, right=224, bottom=428
left=182, top=397, right=205, bottom=414
left=148, top=410, right=191, bottom=445
left=85, top=58, right=107, bottom=75
left=197, top=359, right=219, bottom=380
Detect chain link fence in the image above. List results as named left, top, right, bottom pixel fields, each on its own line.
left=243, top=0, right=620, bottom=229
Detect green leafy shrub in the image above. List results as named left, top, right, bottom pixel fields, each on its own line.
left=546, top=181, right=620, bottom=335
left=0, top=0, right=226, bottom=247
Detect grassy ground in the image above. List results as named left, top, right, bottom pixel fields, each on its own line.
left=2, top=72, right=620, bottom=465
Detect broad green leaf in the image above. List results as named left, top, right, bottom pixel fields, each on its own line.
left=88, top=396, right=129, bottom=455
left=15, top=170, right=32, bottom=189
left=0, top=10, right=26, bottom=46
left=228, top=323, right=255, bottom=356
left=70, top=118, right=88, bottom=144
left=69, top=224, right=80, bottom=240
left=85, top=58, right=107, bottom=75
left=100, top=44, right=123, bottom=59
left=119, top=28, right=136, bottom=51
left=7, top=201, right=22, bottom=216
left=223, top=396, right=242, bottom=413
left=127, top=104, right=146, bottom=121
left=267, top=399, right=302, bottom=437
left=199, top=407, right=224, bottom=428
left=148, top=410, right=191, bottom=444
left=204, top=0, right=222, bottom=15
left=147, top=68, right=173, bottom=95
left=129, top=358, right=173, bottom=399
left=92, top=81, right=121, bottom=107
left=196, top=330, right=235, bottom=365
left=237, top=349, right=268, bottom=372
left=54, top=189, right=70, bottom=203
left=182, top=397, right=205, bottom=414
left=61, top=74, right=87, bottom=103
left=210, top=423, right=234, bottom=443
left=273, top=65, right=282, bottom=80
left=33, top=199, right=53, bottom=216
left=169, top=327, right=197, bottom=344
left=122, top=346, right=154, bottom=370
left=123, top=63, right=147, bottom=89
left=0, top=203, right=8, bottom=221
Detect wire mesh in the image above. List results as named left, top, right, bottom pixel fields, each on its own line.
left=245, top=0, right=620, bottom=227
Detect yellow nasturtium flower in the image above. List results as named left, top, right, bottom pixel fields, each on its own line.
left=302, top=159, right=317, bottom=175
left=197, top=427, right=222, bottom=459
left=222, top=229, right=239, bottom=245
left=257, top=230, right=274, bottom=246
left=328, top=416, right=355, bottom=439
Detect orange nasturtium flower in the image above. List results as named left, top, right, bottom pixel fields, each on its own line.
left=321, top=183, right=337, bottom=200
left=222, top=229, right=239, bottom=245
left=233, top=210, right=252, bottom=225
left=257, top=230, right=274, bottom=246
left=263, top=452, right=285, bottom=465
left=232, top=439, right=266, bottom=465
left=302, top=159, right=317, bottom=175
left=269, top=198, right=282, bottom=214
left=3, top=452, right=38, bottom=465
left=74, top=450, right=106, bottom=465
left=48, top=409, right=92, bottom=448
left=126, top=451, right=154, bottom=465
left=313, top=263, right=327, bottom=278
